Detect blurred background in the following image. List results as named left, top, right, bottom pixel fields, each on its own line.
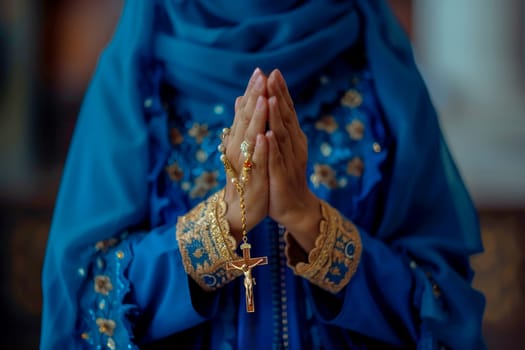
left=0, top=0, right=523, bottom=348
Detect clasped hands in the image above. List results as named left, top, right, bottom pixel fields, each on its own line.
left=223, top=68, right=321, bottom=253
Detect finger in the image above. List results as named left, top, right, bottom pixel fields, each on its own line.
left=230, top=68, right=261, bottom=140
left=244, top=95, right=268, bottom=147
left=268, top=70, right=304, bottom=152
left=270, top=70, right=299, bottom=130
left=268, top=69, right=293, bottom=110
left=232, top=73, right=266, bottom=151
left=251, top=133, right=268, bottom=184
left=275, top=69, right=294, bottom=111
left=276, top=77, right=305, bottom=150
left=238, top=67, right=263, bottom=111
left=266, top=130, right=285, bottom=175
left=268, top=96, right=293, bottom=158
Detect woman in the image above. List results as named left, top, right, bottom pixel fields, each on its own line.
left=40, top=0, right=486, bottom=349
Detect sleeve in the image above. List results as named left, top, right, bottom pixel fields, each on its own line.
left=77, top=200, right=240, bottom=348
left=286, top=202, right=421, bottom=348
left=287, top=214, right=421, bottom=348
left=286, top=147, right=486, bottom=350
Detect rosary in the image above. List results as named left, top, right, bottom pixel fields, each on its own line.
left=219, top=129, right=268, bottom=313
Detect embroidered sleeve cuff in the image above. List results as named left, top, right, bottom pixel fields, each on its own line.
left=176, top=189, right=242, bottom=292
left=285, top=200, right=362, bottom=294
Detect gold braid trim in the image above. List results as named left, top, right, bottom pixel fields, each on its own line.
left=285, top=200, right=362, bottom=294
left=176, top=189, right=242, bottom=291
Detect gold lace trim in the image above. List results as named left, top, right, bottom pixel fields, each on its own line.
left=285, top=200, right=362, bottom=293
left=176, top=189, right=241, bottom=291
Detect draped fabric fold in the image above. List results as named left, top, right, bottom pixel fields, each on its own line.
left=155, top=0, right=359, bottom=103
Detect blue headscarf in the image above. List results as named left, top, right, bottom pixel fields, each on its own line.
left=40, top=0, right=485, bottom=348
left=155, top=0, right=359, bottom=104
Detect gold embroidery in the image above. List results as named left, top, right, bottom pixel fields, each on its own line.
left=94, top=276, right=113, bottom=295
left=340, top=89, right=363, bottom=108
left=176, top=189, right=241, bottom=291
left=166, top=162, right=184, bottom=182
left=285, top=200, right=362, bottom=294
left=196, top=149, right=208, bottom=163
left=190, top=171, right=219, bottom=198
left=320, top=143, right=332, bottom=157
left=346, top=119, right=365, bottom=140
left=96, top=318, right=116, bottom=336
left=95, top=238, right=118, bottom=253
left=346, top=157, right=364, bottom=177
left=188, top=123, right=209, bottom=144
left=315, top=115, right=339, bottom=133
left=310, top=164, right=337, bottom=189
left=169, top=127, right=184, bottom=145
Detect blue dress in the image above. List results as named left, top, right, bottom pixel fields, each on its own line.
left=40, top=1, right=486, bottom=349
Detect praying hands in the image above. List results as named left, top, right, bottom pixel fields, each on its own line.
left=222, top=68, right=322, bottom=253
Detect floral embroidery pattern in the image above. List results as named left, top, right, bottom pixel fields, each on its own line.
left=188, top=123, right=209, bottom=144
left=346, top=157, right=364, bottom=177
left=166, top=162, right=184, bottom=182
left=315, top=115, right=339, bottom=133
left=94, top=276, right=113, bottom=295
left=302, top=72, right=388, bottom=197
left=96, top=318, right=116, bottom=336
left=340, top=89, right=363, bottom=108
left=95, top=239, right=118, bottom=253
left=190, top=171, right=219, bottom=198
left=169, top=127, right=184, bottom=145
left=310, top=164, right=338, bottom=189
left=79, top=233, right=138, bottom=349
left=346, top=119, right=365, bottom=140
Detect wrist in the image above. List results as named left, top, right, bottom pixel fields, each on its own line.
left=279, top=192, right=322, bottom=253
left=224, top=184, right=268, bottom=245
left=285, top=200, right=362, bottom=294
left=223, top=185, right=243, bottom=243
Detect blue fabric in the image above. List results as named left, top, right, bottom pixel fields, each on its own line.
left=40, top=0, right=486, bottom=349
left=155, top=0, right=358, bottom=105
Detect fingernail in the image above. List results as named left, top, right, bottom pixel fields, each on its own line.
left=256, top=95, right=264, bottom=110
left=254, top=74, right=264, bottom=91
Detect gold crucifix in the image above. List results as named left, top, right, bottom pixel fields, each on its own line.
left=226, top=243, right=268, bottom=313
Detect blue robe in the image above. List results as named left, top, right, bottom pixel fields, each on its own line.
left=40, top=1, right=486, bottom=349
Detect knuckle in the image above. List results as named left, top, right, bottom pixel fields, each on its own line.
left=275, top=129, right=287, bottom=143
left=240, top=111, right=251, bottom=124
left=235, top=96, right=243, bottom=112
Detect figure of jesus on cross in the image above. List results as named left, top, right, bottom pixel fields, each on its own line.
left=226, top=243, right=268, bottom=313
